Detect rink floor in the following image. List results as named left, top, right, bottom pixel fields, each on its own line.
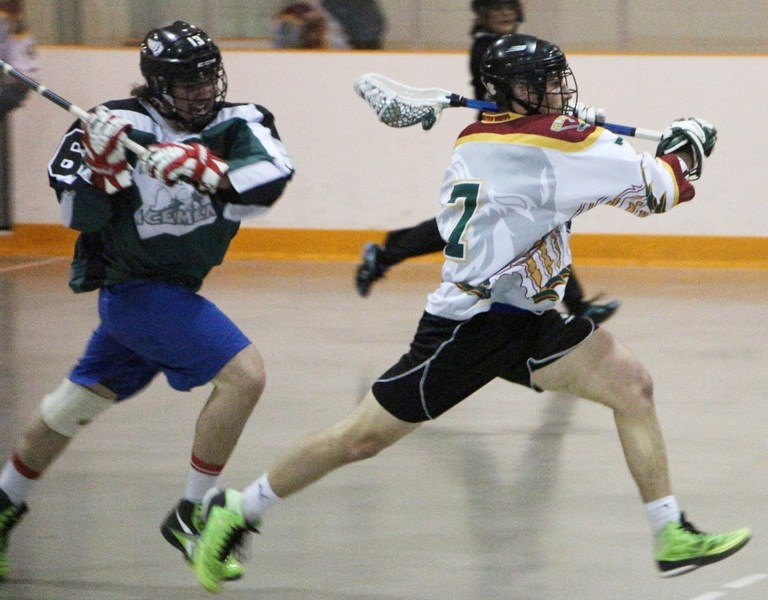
left=1, top=257, right=766, bottom=600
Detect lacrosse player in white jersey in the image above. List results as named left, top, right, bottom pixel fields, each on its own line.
left=190, top=33, right=750, bottom=592
left=0, top=20, right=294, bottom=582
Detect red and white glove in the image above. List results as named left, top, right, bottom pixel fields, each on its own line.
left=143, top=142, right=229, bottom=194
left=82, top=105, right=133, bottom=195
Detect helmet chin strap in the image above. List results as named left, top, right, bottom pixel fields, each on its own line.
left=514, top=89, right=574, bottom=116
left=512, top=93, right=543, bottom=115
left=151, top=92, right=210, bottom=132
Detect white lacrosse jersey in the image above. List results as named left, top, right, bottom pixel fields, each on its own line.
left=426, top=112, right=694, bottom=320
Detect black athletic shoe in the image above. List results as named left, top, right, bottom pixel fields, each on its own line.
left=572, top=298, right=621, bottom=325
left=355, top=243, right=388, bottom=297
left=0, top=489, right=27, bottom=581
left=161, top=498, right=244, bottom=581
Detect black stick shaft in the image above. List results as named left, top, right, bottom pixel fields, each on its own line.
left=0, top=58, right=147, bottom=157
left=0, top=58, right=88, bottom=119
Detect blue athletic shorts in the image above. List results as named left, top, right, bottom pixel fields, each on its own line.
left=69, top=281, right=251, bottom=400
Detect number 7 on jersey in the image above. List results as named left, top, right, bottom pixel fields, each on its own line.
left=444, top=181, right=481, bottom=260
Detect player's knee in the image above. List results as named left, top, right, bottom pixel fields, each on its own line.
left=40, top=379, right=113, bottom=437
left=216, top=347, right=266, bottom=406
left=344, top=430, right=392, bottom=462
left=616, top=361, right=655, bottom=413
left=347, top=441, right=380, bottom=462
left=238, top=366, right=266, bottom=406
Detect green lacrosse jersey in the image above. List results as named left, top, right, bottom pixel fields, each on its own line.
left=48, top=98, right=294, bottom=292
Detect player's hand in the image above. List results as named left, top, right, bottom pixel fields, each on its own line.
left=655, top=117, right=717, bottom=181
left=144, top=142, right=229, bottom=194
left=568, top=100, right=606, bottom=125
left=82, top=105, right=133, bottom=194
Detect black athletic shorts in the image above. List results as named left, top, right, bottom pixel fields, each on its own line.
left=372, top=305, right=595, bottom=423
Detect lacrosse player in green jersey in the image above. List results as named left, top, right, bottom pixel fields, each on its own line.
left=0, top=20, right=294, bottom=582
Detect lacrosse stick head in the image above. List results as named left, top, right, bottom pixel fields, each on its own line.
left=354, top=73, right=450, bottom=130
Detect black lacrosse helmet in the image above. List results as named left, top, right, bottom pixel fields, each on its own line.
left=480, top=33, right=577, bottom=115
left=139, top=20, right=227, bottom=130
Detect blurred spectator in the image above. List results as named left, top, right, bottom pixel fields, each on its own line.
left=468, top=1, right=620, bottom=322
left=321, top=0, right=387, bottom=49
left=353, top=0, right=620, bottom=325
left=0, top=0, right=38, bottom=229
left=469, top=0, right=524, bottom=100
left=0, top=0, right=38, bottom=115
left=272, top=1, right=349, bottom=49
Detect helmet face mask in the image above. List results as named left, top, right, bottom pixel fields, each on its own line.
left=480, top=34, right=577, bottom=116
left=161, top=74, right=226, bottom=130
left=140, top=21, right=227, bottom=130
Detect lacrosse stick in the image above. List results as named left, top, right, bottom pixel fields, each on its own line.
left=0, top=58, right=149, bottom=160
left=354, top=72, right=662, bottom=141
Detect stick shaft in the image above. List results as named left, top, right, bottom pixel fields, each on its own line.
left=448, top=93, right=662, bottom=141
left=0, top=58, right=148, bottom=157
left=1, top=58, right=88, bottom=119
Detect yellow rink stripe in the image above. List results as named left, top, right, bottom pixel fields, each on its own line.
left=0, top=223, right=765, bottom=269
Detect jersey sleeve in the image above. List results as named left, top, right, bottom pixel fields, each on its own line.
left=549, top=126, right=696, bottom=219
left=47, top=122, right=115, bottom=232
left=204, top=104, right=295, bottom=219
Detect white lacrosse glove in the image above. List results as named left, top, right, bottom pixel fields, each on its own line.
left=82, top=105, right=133, bottom=195
left=567, top=100, right=606, bottom=125
left=144, top=142, right=229, bottom=194
left=655, top=117, right=717, bottom=181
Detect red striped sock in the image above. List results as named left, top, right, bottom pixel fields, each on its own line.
left=185, top=455, right=224, bottom=502
left=11, top=452, right=41, bottom=480
left=190, top=454, right=224, bottom=476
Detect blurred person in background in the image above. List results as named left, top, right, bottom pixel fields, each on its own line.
left=469, top=0, right=525, bottom=99
left=470, top=0, right=620, bottom=321
left=0, top=0, right=37, bottom=116
left=354, top=0, right=619, bottom=324
left=321, top=0, right=387, bottom=49
left=0, top=0, right=37, bottom=230
left=272, top=1, right=349, bottom=49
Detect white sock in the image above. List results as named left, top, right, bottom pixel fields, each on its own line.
left=645, top=495, right=681, bottom=536
left=0, top=460, right=34, bottom=506
left=242, top=473, right=280, bottom=525
left=184, top=468, right=218, bottom=503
